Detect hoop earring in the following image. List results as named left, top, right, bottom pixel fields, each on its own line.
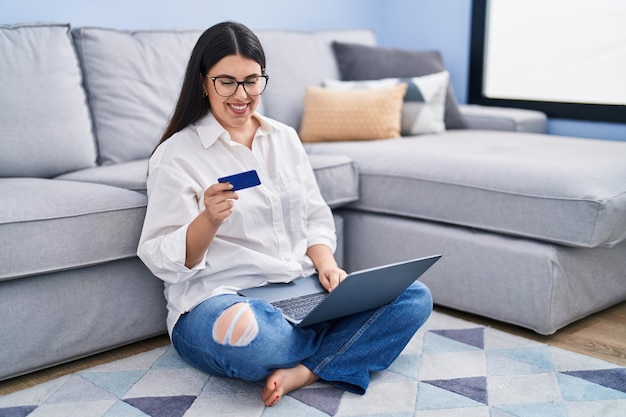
left=202, top=90, right=208, bottom=98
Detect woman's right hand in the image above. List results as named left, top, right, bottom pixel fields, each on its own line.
left=202, top=182, right=239, bottom=225
left=185, top=182, right=238, bottom=268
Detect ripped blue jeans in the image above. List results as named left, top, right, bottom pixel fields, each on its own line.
left=171, top=281, right=432, bottom=394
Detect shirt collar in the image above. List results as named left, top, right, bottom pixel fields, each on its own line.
left=194, top=111, right=280, bottom=148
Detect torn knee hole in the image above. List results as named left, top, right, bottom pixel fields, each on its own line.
left=213, top=302, right=259, bottom=346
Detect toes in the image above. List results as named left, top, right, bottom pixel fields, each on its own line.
left=263, top=378, right=280, bottom=406
left=267, top=394, right=280, bottom=407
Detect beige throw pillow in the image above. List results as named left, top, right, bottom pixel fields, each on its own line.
left=299, top=83, right=407, bottom=142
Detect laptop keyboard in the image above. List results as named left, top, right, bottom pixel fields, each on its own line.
left=271, top=292, right=328, bottom=321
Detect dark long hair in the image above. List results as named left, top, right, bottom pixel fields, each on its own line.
left=156, top=21, right=266, bottom=149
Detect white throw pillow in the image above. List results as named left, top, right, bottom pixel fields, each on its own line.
left=324, top=71, right=449, bottom=135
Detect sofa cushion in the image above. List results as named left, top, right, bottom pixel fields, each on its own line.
left=72, top=27, right=204, bottom=165
left=257, top=29, right=376, bottom=130
left=56, top=159, right=150, bottom=193
left=307, top=154, right=359, bottom=208
left=299, top=84, right=406, bottom=142
left=57, top=153, right=358, bottom=209
left=305, top=131, right=626, bottom=248
left=324, top=71, right=449, bottom=135
left=331, top=41, right=465, bottom=130
left=0, top=178, right=147, bottom=281
left=0, top=23, right=96, bottom=178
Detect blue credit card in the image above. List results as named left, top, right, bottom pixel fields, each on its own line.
left=218, top=169, right=261, bottom=191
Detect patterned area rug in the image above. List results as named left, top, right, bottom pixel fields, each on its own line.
left=1, top=311, right=625, bottom=417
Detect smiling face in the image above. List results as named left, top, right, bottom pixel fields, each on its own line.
left=203, top=54, right=264, bottom=133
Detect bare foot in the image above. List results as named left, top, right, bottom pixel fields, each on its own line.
left=262, top=364, right=319, bottom=406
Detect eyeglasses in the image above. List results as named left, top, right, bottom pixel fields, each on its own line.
left=209, top=74, right=269, bottom=97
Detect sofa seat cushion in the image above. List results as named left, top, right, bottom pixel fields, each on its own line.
left=57, top=154, right=357, bottom=210
left=305, top=131, right=626, bottom=248
left=0, top=178, right=147, bottom=281
left=56, top=159, right=150, bottom=193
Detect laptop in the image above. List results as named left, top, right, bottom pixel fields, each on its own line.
left=237, top=254, right=441, bottom=327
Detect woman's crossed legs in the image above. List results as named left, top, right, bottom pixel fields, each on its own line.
left=172, top=281, right=432, bottom=406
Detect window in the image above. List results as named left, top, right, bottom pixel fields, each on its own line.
left=469, top=0, right=626, bottom=123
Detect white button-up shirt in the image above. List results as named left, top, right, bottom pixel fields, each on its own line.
left=137, top=112, right=336, bottom=335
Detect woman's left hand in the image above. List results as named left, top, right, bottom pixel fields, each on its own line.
left=318, top=267, right=348, bottom=293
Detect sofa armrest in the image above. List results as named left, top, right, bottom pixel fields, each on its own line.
left=459, top=104, right=547, bottom=133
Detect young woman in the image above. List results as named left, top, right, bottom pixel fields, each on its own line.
left=137, top=21, right=433, bottom=407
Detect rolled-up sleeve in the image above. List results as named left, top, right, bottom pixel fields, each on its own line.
left=298, top=142, right=337, bottom=254
left=137, top=154, right=206, bottom=284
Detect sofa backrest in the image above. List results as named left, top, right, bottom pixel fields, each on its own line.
left=1, top=25, right=377, bottom=171
left=72, top=27, right=205, bottom=165
left=257, top=29, right=377, bottom=129
left=72, top=27, right=377, bottom=166
left=0, top=23, right=97, bottom=178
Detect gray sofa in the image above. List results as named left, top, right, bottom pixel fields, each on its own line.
left=1, top=23, right=625, bottom=381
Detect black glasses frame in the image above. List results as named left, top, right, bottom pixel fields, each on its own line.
left=209, top=74, right=269, bottom=97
